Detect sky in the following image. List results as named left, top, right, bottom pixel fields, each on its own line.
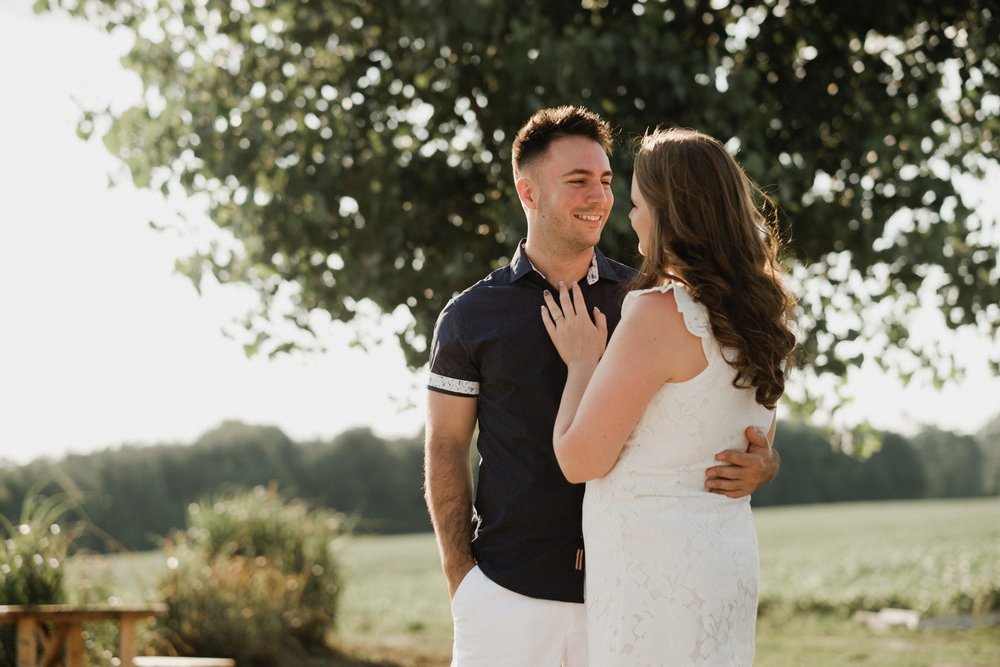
left=1, top=2, right=998, bottom=466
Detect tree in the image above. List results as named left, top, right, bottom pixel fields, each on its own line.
left=301, top=428, right=429, bottom=532
left=37, top=1, right=1000, bottom=405
left=184, top=420, right=307, bottom=494
left=752, top=421, right=854, bottom=504
left=912, top=426, right=985, bottom=497
left=858, top=433, right=926, bottom=499
left=976, top=411, right=1000, bottom=494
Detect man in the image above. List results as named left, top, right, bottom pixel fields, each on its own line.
left=424, top=106, right=778, bottom=666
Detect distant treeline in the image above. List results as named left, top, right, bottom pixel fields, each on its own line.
left=1, top=418, right=998, bottom=553
left=753, top=421, right=999, bottom=505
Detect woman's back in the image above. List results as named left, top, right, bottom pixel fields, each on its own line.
left=590, top=284, right=773, bottom=499
left=583, top=283, right=768, bottom=666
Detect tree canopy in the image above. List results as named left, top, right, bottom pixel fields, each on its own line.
left=40, top=0, right=999, bottom=403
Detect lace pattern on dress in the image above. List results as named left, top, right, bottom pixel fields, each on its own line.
left=584, top=279, right=767, bottom=666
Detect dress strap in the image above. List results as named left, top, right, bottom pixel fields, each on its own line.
left=626, top=284, right=711, bottom=339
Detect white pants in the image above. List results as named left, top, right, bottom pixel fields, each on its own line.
left=450, top=565, right=588, bottom=666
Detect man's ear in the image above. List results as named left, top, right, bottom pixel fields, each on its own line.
left=515, top=176, right=538, bottom=210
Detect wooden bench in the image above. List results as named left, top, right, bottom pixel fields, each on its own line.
left=0, top=603, right=167, bottom=667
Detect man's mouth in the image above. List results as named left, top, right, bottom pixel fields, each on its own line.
left=574, top=213, right=603, bottom=222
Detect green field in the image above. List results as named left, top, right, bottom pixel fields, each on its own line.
left=68, top=498, right=1000, bottom=666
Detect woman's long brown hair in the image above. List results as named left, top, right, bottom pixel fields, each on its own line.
left=630, top=128, right=797, bottom=409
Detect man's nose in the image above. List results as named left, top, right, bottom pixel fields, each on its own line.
left=587, top=183, right=611, bottom=204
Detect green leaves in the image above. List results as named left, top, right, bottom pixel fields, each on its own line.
left=43, top=0, right=999, bottom=383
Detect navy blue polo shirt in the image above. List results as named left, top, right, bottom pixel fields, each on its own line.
left=428, top=241, right=636, bottom=603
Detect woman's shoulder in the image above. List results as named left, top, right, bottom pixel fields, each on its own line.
left=624, top=283, right=710, bottom=339
left=623, top=284, right=681, bottom=322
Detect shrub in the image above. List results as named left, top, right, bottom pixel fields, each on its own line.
left=0, top=492, right=80, bottom=667
left=159, top=486, right=344, bottom=666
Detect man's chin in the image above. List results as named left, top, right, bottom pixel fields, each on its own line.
left=580, top=227, right=605, bottom=248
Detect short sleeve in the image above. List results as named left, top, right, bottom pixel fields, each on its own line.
left=427, top=299, right=481, bottom=397
left=671, top=285, right=711, bottom=338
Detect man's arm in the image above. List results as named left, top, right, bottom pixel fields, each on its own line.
left=705, top=419, right=780, bottom=498
left=424, top=390, right=478, bottom=598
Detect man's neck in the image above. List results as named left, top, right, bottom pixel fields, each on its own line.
left=523, top=239, right=594, bottom=286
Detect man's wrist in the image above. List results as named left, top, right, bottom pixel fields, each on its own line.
left=444, top=551, right=476, bottom=573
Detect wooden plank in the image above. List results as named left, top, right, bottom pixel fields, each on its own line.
left=39, top=624, right=69, bottom=667
left=15, top=619, right=39, bottom=667
left=0, top=604, right=167, bottom=625
left=65, top=623, right=84, bottom=667
left=119, top=616, right=136, bottom=667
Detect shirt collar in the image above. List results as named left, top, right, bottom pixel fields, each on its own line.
left=509, top=239, right=621, bottom=285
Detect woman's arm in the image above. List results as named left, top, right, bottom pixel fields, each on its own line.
left=542, top=282, right=706, bottom=483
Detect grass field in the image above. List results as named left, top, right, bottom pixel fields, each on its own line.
left=756, top=497, right=1000, bottom=617
left=68, top=497, right=1000, bottom=666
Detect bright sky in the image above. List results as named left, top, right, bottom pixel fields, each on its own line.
left=1, top=2, right=997, bottom=466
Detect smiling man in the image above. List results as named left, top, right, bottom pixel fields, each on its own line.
left=423, top=106, right=778, bottom=666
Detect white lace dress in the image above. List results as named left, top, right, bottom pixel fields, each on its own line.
left=583, top=284, right=772, bottom=666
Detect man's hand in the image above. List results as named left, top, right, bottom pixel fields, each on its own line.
left=705, top=426, right=780, bottom=498
left=445, top=557, right=477, bottom=600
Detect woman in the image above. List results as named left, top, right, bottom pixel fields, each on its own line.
left=541, top=127, right=797, bottom=665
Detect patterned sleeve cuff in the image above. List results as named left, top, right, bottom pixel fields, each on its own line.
left=428, top=372, right=480, bottom=396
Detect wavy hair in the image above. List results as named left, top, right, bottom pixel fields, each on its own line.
left=630, top=128, right=797, bottom=409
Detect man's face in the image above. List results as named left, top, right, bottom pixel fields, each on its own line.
left=527, top=136, right=613, bottom=253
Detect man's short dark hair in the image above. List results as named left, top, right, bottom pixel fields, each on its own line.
left=511, top=106, right=614, bottom=177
